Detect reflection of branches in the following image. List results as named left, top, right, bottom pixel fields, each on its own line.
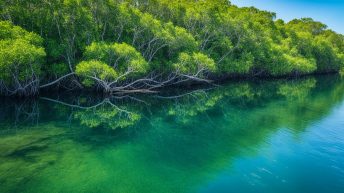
left=113, top=95, right=148, bottom=105
left=40, top=97, right=129, bottom=113
left=15, top=100, right=39, bottom=126
left=40, top=96, right=144, bottom=130
left=153, top=86, right=224, bottom=126
left=0, top=99, right=40, bottom=129
left=154, top=87, right=216, bottom=100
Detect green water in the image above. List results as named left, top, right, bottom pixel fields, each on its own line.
left=1, top=76, right=344, bottom=193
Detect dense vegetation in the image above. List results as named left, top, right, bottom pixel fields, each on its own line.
left=0, top=0, right=343, bottom=95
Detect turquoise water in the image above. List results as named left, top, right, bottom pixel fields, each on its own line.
left=1, top=76, right=344, bottom=193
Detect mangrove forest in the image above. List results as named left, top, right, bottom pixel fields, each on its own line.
left=0, top=0, right=343, bottom=96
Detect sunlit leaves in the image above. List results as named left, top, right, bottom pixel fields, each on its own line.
left=84, top=42, right=148, bottom=74
left=76, top=41, right=149, bottom=88
left=0, top=21, right=45, bottom=89
left=220, top=52, right=254, bottom=74
left=0, top=21, right=43, bottom=46
left=173, top=52, right=216, bottom=74
left=75, top=60, right=118, bottom=87
left=1, top=0, right=344, bottom=93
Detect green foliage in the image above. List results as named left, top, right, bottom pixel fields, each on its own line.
left=76, top=41, right=149, bottom=88
left=0, top=0, right=343, bottom=94
left=173, top=52, right=216, bottom=74
left=116, top=3, right=198, bottom=62
left=75, top=60, right=117, bottom=87
left=0, top=21, right=45, bottom=91
left=287, top=18, right=327, bottom=36
left=0, top=21, right=43, bottom=46
left=44, top=63, right=70, bottom=78
left=220, top=52, right=255, bottom=74
left=83, top=42, right=148, bottom=74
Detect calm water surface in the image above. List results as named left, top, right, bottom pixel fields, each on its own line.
left=1, top=76, right=344, bottom=193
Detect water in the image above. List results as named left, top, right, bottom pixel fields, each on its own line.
left=1, top=75, right=344, bottom=193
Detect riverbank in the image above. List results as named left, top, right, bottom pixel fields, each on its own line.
left=1, top=1, right=343, bottom=96
left=36, top=71, right=344, bottom=96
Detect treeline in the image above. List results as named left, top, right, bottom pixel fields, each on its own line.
left=0, top=0, right=343, bottom=96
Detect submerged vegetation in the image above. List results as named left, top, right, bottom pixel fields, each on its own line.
left=0, top=0, right=343, bottom=95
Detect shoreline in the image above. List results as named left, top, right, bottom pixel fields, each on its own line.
left=2, top=71, right=340, bottom=98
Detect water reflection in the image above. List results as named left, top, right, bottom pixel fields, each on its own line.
left=0, top=75, right=344, bottom=193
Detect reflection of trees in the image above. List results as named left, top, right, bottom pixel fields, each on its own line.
left=154, top=82, right=261, bottom=124
left=159, top=89, right=223, bottom=124
left=41, top=97, right=142, bottom=130
left=2, top=76, right=343, bottom=133
left=143, top=76, right=344, bottom=165
left=74, top=106, right=141, bottom=130
left=1, top=76, right=344, bottom=192
left=277, top=78, right=317, bottom=101
left=0, top=98, right=39, bottom=131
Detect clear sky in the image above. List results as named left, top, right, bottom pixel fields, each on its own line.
left=230, top=0, right=344, bottom=34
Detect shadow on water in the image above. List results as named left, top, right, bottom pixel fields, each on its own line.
left=0, top=75, right=344, bottom=193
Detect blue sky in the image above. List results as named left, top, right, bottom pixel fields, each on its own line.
left=230, top=0, right=344, bottom=34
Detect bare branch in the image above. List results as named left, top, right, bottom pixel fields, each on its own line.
left=40, top=72, right=76, bottom=89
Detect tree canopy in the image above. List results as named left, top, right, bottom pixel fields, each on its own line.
left=0, top=21, right=46, bottom=95
left=0, top=0, right=343, bottom=95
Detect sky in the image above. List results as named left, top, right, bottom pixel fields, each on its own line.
left=230, top=0, right=344, bottom=34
